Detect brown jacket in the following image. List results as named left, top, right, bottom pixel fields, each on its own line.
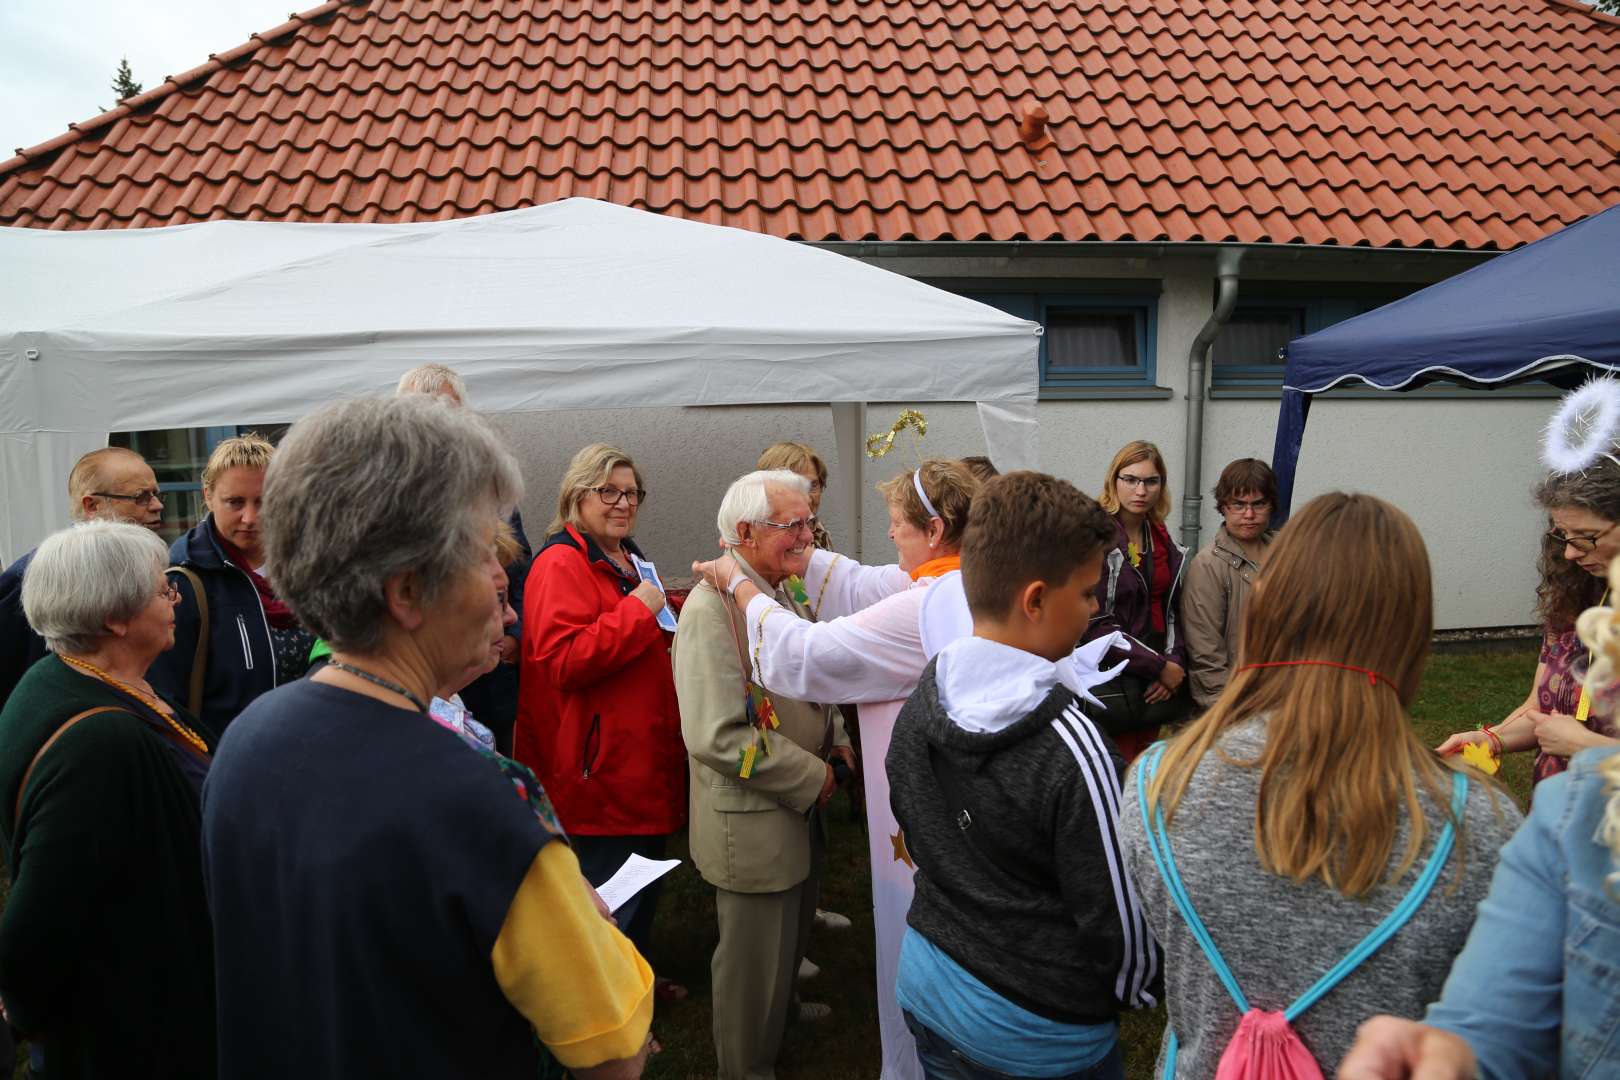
left=672, top=551, right=847, bottom=894
left=1182, top=525, right=1273, bottom=709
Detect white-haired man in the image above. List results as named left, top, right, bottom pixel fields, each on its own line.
left=672, top=469, right=855, bottom=1080
left=0, top=447, right=164, bottom=711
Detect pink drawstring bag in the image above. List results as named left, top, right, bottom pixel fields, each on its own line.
left=1136, top=743, right=1467, bottom=1079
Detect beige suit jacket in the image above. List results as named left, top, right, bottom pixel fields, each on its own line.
left=673, top=552, right=847, bottom=894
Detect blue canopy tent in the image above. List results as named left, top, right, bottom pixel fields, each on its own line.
left=1272, top=203, right=1620, bottom=516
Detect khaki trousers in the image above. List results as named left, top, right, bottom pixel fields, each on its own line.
left=711, top=825, right=823, bottom=1080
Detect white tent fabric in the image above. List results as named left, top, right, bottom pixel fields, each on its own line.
left=0, top=198, right=1040, bottom=564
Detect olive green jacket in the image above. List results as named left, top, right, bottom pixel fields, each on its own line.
left=672, top=552, right=847, bottom=893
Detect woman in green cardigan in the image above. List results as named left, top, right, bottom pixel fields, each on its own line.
left=0, top=519, right=217, bottom=1080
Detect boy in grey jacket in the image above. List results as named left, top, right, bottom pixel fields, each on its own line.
left=888, top=472, right=1161, bottom=1080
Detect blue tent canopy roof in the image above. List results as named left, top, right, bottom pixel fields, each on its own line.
left=1271, top=203, right=1620, bottom=514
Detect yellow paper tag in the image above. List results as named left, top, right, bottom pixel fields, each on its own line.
left=1460, top=741, right=1501, bottom=776
left=1577, top=684, right=1592, bottom=723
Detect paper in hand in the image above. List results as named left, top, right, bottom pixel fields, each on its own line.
left=629, top=554, right=679, bottom=632
left=596, top=853, right=682, bottom=914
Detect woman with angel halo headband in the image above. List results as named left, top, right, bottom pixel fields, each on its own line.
left=692, top=457, right=1126, bottom=1080
left=1438, top=378, right=1620, bottom=785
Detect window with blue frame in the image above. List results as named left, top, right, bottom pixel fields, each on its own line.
left=1211, top=285, right=1422, bottom=389
left=942, top=283, right=1162, bottom=393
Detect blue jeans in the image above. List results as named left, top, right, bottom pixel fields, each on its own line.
left=902, top=1011, right=1125, bottom=1080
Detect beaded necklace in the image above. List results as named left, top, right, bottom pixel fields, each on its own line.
left=59, top=654, right=210, bottom=757
left=326, top=660, right=429, bottom=713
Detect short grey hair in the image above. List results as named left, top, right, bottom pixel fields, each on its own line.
left=717, top=469, right=810, bottom=546
left=263, top=395, right=522, bottom=653
left=23, top=520, right=169, bottom=654
left=395, top=362, right=469, bottom=405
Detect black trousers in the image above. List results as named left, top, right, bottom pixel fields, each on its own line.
left=572, top=833, right=670, bottom=958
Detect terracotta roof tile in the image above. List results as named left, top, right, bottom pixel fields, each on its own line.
left=2, top=0, right=1617, bottom=247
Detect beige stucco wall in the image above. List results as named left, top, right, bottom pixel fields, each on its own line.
left=487, top=247, right=1547, bottom=630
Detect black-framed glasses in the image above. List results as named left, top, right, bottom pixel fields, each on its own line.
left=1547, top=520, right=1620, bottom=553
left=93, top=488, right=162, bottom=506
left=1229, top=498, right=1271, bottom=514
left=592, top=485, right=647, bottom=507
left=754, top=515, right=818, bottom=537
left=1116, top=473, right=1162, bottom=490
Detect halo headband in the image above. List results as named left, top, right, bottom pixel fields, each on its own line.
left=913, top=469, right=941, bottom=520
left=1239, top=659, right=1394, bottom=689
left=1543, top=377, right=1620, bottom=475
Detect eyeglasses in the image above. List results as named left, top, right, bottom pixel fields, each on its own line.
left=94, top=488, right=162, bottom=506
left=1117, top=473, right=1163, bottom=490
left=1547, top=520, right=1620, bottom=554
left=753, top=515, right=818, bottom=537
left=1228, top=498, right=1271, bottom=514
left=158, top=581, right=180, bottom=603
left=592, top=486, right=648, bottom=507
left=807, top=481, right=824, bottom=495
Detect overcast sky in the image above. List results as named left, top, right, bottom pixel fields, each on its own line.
left=1, top=0, right=296, bottom=157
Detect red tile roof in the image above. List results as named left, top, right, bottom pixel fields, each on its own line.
left=2, top=0, right=1618, bottom=248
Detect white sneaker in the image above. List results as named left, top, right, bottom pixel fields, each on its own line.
left=813, top=908, right=851, bottom=931
left=797, top=1002, right=833, bottom=1023
left=798, top=957, right=820, bottom=981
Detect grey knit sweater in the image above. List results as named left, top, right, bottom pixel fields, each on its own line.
left=1119, top=718, right=1523, bottom=1078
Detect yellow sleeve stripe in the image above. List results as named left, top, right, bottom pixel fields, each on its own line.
left=490, top=841, right=654, bottom=1069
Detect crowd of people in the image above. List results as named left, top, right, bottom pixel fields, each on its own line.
left=0, top=361, right=1616, bottom=1080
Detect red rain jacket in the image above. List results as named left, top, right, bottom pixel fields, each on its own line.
left=514, top=524, right=687, bottom=836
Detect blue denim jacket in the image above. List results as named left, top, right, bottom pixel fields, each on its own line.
left=1425, top=746, right=1620, bottom=1078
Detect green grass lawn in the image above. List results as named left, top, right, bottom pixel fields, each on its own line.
left=641, top=644, right=1540, bottom=1080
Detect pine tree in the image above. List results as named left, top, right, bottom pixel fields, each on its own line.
left=109, top=57, right=143, bottom=106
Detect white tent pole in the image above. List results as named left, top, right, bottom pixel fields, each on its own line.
left=830, top=402, right=867, bottom=562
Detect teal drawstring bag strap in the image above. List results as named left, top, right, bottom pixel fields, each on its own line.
left=1135, top=742, right=1467, bottom=1079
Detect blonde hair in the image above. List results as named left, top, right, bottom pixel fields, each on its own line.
left=549, top=443, right=643, bottom=535
left=756, top=442, right=828, bottom=487
left=202, top=433, right=275, bottom=492
left=875, top=459, right=981, bottom=551
left=494, top=518, right=522, bottom=567
left=66, top=447, right=146, bottom=521
left=1147, top=493, right=1466, bottom=898
left=1573, top=565, right=1620, bottom=885
left=1098, top=440, right=1171, bottom=521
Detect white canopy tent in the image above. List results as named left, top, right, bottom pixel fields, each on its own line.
left=0, top=198, right=1040, bottom=565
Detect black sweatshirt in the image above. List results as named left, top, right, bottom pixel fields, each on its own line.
left=887, top=657, right=1162, bottom=1024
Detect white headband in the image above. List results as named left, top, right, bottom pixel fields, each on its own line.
left=913, top=469, right=940, bottom=520
left=1544, top=377, right=1620, bottom=475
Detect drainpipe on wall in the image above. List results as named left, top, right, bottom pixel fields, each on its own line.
left=1180, top=246, right=1246, bottom=551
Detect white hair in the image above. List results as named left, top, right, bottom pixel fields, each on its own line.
left=395, top=362, right=469, bottom=406
left=717, top=469, right=810, bottom=546
left=23, top=520, right=170, bottom=654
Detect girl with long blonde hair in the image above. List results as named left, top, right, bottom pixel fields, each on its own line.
left=1119, top=493, right=1520, bottom=1076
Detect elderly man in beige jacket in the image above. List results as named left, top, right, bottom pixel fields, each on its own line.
left=672, top=469, right=854, bottom=1080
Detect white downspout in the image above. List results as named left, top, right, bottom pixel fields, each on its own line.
left=1180, top=246, right=1246, bottom=550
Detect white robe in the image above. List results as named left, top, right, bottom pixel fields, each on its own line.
left=742, top=549, right=1125, bottom=1079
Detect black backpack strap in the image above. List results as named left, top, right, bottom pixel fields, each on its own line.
left=925, top=743, right=1057, bottom=892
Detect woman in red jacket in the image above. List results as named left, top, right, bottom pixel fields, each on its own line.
left=516, top=443, right=687, bottom=992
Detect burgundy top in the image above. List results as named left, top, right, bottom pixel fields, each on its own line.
left=1533, top=627, right=1618, bottom=786
left=1148, top=519, right=1173, bottom=635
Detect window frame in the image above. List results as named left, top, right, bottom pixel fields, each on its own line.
left=1209, top=284, right=1423, bottom=389
left=930, top=279, right=1164, bottom=396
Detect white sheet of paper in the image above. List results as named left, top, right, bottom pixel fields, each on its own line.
left=629, top=553, right=679, bottom=631
left=596, top=854, right=682, bottom=915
